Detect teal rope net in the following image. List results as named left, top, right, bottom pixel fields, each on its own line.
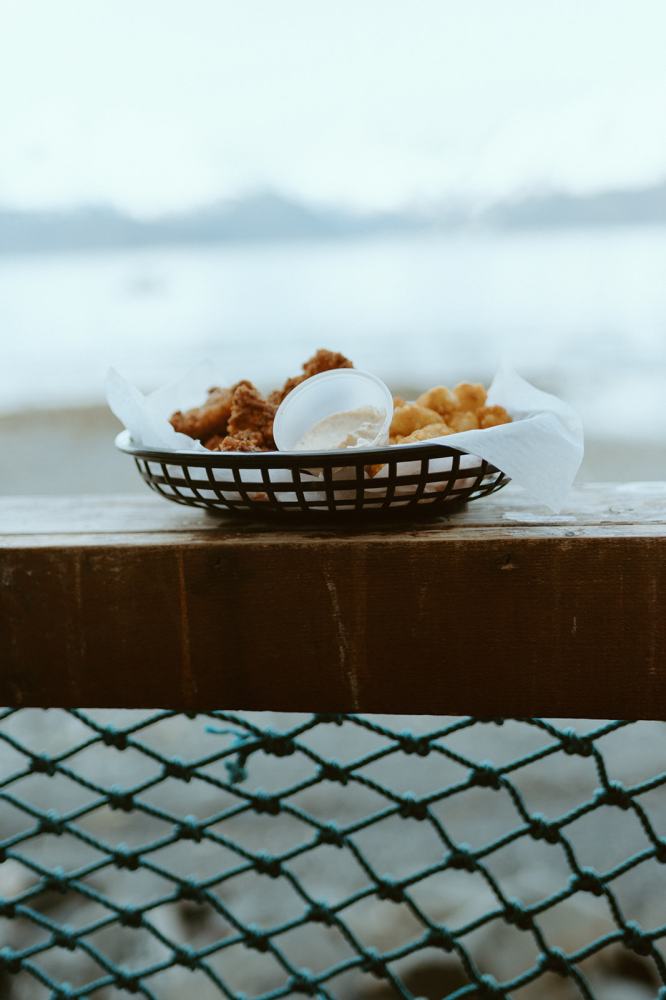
left=1, top=710, right=665, bottom=999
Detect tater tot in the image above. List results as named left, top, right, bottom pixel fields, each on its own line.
left=454, top=382, right=487, bottom=411
left=395, top=422, right=452, bottom=444
left=448, top=410, right=480, bottom=433
left=478, top=405, right=512, bottom=429
left=416, top=385, right=458, bottom=416
left=390, top=404, right=443, bottom=438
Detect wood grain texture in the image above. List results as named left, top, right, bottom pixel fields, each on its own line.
left=1, top=484, right=665, bottom=718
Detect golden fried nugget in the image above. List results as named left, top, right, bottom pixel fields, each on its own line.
left=271, top=348, right=354, bottom=404
left=395, top=422, right=452, bottom=444
left=454, top=382, right=487, bottom=411
left=170, top=385, right=235, bottom=442
left=448, top=410, right=480, bottom=433
left=478, top=405, right=512, bottom=429
left=227, top=381, right=276, bottom=448
left=416, top=385, right=458, bottom=417
left=390, top=404, right=443, bottom=438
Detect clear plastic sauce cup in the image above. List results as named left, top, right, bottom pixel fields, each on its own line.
left=273, top=369, right=393, bottom=452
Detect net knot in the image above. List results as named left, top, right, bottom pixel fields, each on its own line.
left=173, top=945, right=198, bottom=969
left=113, top=845, right=139, bottom=871
left=115, top=969, right=140, bottom=993
left=376, top=878, right=405, bottom=903
left=656, top=839, right=666, bottom=864
left=447, top=845, right=476, bottom=872
left=178, top=880, right=206, bottom=904
left=314, top=713, right=345, bottom=725
left=0, top=897, right=15, bottom=918
left=623, top=921, right=652, bottom=956
left=397, top=731, right=430, bottom=756
left=595, top=781, right=631, bottom=810
left=538, top=948, right=569, bottom=977
left=52, top=925, right=76, bottom=951
left=101, top=727, right=128, bottom=750
left=119, top=906, right=143, bottom=928
left=44, top=866, right=68, bottom=893
left=308, top=902, right=335, bottom=926
left=317, top=823, right=345, bottom=847
left=251, top=792, right=281, bottom=815
left=108, top=787, right=134, bottom=812
left=529, top=814, right=559, bottom=843
left=255, top=853, right=282, bottom=878
left=426, top=927, right=455, bottom=951
left=0, top=947, right=21, bottom=974
left=261, top=731, right=295, bottom=757
left=51, top=987, right=75, bottom=1000
left=245, top=927, right=269, bottom=952
left=361, top=947, right=386, bottom=979
left=30, top=753, right=56, bottom=776
left=398, top=794, right=428, bottom=821
left=288, top=970, right=318, bottom=994
left=571, top=867, right=604, bottom=896
left=318, top=761, right=349, bottom=785
left=478, top=973, right=502, bottom=996
left=470, top=763, right=501, bottom=789
left=177, top=816, right=203, bottom=841
left=163, top=757, right=194, bottom=782
left=504, top=901, right=533, bottom=930
left=560, top=729, right=592, bottom=756
left=40, top=810, right=65, bottom=835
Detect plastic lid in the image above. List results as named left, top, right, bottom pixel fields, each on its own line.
left=273, top=368, right=393, bottom=452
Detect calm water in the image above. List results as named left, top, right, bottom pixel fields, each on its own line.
left=1, top=229, right=665, bottom=440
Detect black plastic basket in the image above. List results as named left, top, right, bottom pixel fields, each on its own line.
left=116, top=431, right=509, bottom=516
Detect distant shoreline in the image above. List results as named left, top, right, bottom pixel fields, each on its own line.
left=2, top=180, right=665, bottom=254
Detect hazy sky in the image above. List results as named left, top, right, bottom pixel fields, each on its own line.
left=2, top=0, right=666, bottom=215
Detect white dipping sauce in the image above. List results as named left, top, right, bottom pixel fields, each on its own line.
left=295, top=405, right=384, bottom=451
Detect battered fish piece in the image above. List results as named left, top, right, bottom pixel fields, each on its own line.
left=416, top=385, right=458, bottom=417
left=170, top=385, right=235, bottom=442
left=454, top=382, right=487, bottom=411
left=227, top=381, right=276, bottom=448
left=218, top=430, right=267, bottom=452
left=393, top=422, right=452, bottom=444
left=203, top=429, right=267, bottom=452
left=478, top=405, right=512, bottom=429
left=390, top=404, right=443, bottom=438
left=448, top=410, right=480, bottom=433
left=269, top=348, right=353, bottom=404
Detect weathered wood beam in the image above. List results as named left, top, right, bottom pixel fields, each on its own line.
left=1, top=484, right=664, bottom=718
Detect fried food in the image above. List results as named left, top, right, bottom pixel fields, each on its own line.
left=416, top=385, right=458, bottom=417
left=390, top=404, right=443, bottom=438
left=169, top=350, right=512, bottom=456
left=478, top=404, right=511, bottom=429
left=393, top=422, right=452, bottom=445
left=227, top=381, right=276, bottom=448
left=218, top=430, right=267, bottom=452
left=454, top=382, right=487, bottom=411
left=448, top=410, right=480, bottom=433
left=170, top=385, right=235, bottom=442
left=269, top=348, right=353, bottom=404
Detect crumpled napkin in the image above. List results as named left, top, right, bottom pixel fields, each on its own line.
left=106, top=363, right=583, bottom=511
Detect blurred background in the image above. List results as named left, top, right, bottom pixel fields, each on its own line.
left=1, top=0, right=665, bottom=493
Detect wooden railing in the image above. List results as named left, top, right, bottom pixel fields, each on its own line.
left=1, top=483, right=664, bottom=718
